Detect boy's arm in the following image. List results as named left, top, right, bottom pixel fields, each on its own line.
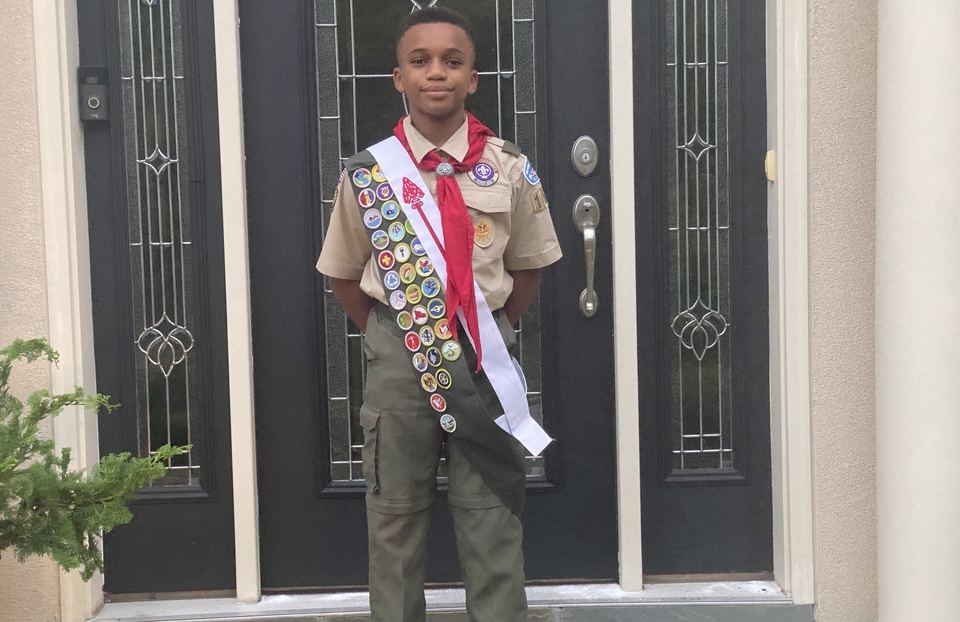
left=330, top=278, right=378, bottom=332
left=502, top=268, right=542, bottom=326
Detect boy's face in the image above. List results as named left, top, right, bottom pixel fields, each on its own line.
left=394, top=22, right=478, bottom=123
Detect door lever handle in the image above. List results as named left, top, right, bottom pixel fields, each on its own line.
left=572, top=195, right=600, bottom=318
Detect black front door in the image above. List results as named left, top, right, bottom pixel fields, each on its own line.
left=634, top=0, right=774, bottom=574
left=240, top=0, right=617, bottom=589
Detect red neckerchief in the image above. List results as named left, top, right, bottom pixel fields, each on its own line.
left=394, top=113, right=495, bottom=371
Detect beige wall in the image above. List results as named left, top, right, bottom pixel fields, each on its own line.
left=808, top=0, right=878, bottom=621
left=0, top=1, right=62, bottom=621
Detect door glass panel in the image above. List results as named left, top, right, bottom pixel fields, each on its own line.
left=118, top=0, right=201, bottom=486
left=314, top=0, right=544, bottom=482
left=666, top=0, right=733, bottom=471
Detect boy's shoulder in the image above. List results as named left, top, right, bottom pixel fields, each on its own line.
left=484, top=135, right=523, bottom=158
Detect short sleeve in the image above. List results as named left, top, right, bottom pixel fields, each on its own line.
left=503, top=157, right=563, bottom=271
left=316, top=174, right=371, bottom=279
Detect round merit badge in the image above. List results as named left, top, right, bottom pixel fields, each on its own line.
left=421, top=373, right=437, bottom=393
left=405, top=284, right=422, bottom=305
left=523, top=158, right=540, bottom=185
left=376, top=183, right=394, bottom=201
left=426, top=347, right=442, bottom=367
left=440, top=413, right=456, bottom=433
left=411, top=238, right=426, bottom=256
left=371, top=165, right=386, bottom=183
left=435, top=318, right=451, bottom=340
left=381, top=200, right=400, bottom=220
left=422, top=277, right=441, bottom=298
left=383, top=271, right=401, bottom=290
left=468, top=158, right=498, bottom=187
left=378, top=251, right=395, bottom=270
left=405, top=220, right=417, bottom=236
left=436, top=369, right=452, bottom=390
left=412, top=305, right=429, bottom=326
left=404, top=332, right=421, bottom=352
left=430, top=394, right=447, bottom=413
left=428, top=299, right=446, bottom=319
left=412, top=352, right=428, bottom=372
left=394, top=243, right=411, bottom=263
left=420, top=326, right=436, bottom=347
left=416, top=257, right=434, bottom=278
left=352, top=168, right=372, bottom=188
left=442, top=341, right=462, bottom=361
left=473, top=215, right=495, bottom=248
left=389, top=290, right=406, bottom=310
left=399, top=264, right=417, bottom=284
left=397, top=310, right=413, bottom=330
left=388, top=222, right=406, bottom=242
left=371, top=229, right=389, bottom=249
left=364, top=209, right=382, bottom=230
left=358, top=188, right=376, bottom=208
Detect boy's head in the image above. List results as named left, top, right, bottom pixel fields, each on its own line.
left=394, top=7, right=478, bottom=124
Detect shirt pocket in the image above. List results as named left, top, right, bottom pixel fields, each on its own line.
left=460, top=185, right=512, bottom=260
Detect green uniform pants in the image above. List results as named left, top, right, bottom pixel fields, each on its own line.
left=361, top=305, right=527, bottom=622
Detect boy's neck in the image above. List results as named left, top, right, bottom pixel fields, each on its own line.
left=408, top=109, right=467, bottom=151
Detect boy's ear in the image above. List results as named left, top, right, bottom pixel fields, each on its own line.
left=393, top=67, right=404, bottom=93
left=468, top=68, right=478, bottom=95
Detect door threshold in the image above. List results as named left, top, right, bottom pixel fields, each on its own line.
left=92, top=581, right=802, bottom=621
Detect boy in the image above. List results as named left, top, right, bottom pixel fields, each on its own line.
left=316, top=7, right=561, bottom=622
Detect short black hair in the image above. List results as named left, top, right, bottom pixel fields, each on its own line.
left=396, top=6, right=477, bottom=59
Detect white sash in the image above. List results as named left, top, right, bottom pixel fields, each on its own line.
left=368, top=137, right=553, bottom=457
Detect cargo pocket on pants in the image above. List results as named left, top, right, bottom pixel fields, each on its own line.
left=360, top=404, right=381, bottom=494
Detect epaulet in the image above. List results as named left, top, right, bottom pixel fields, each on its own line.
left=344, top=150, right=377, bottom=172
left=500, top=140, right=523, bottom=158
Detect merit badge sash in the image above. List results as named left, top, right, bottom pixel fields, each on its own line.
left=352, top=137, right=552, bottom=457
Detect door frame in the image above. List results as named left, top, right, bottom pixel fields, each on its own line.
left=36, top=0, right=814, bottom=617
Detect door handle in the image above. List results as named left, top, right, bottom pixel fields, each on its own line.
left=573, top=195, right=600, bottom=318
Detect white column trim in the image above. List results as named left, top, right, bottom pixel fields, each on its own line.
left=33, top=0, right=105, bottom=619
left=770, top=0, right=816, bottom=604
left=608, top=0, right=643, bottom=591
left=211, top=0, right=261, bottom=604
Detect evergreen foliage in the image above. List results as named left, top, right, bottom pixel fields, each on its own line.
left=0, top=338, right=186, bottom=580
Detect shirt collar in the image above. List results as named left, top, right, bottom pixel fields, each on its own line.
left=403, top=115, right=470, bottom=164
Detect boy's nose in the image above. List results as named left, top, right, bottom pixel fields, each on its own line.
left=426, top=60, right=446, bottom=78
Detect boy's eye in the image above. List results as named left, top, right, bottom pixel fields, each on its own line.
left=410, top=57, right=426, bottom=66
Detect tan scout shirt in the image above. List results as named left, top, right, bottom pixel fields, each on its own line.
left=316, top=116, right=562, bottom=310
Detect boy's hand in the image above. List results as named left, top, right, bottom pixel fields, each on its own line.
left=502, top=269, right=542, bottom=326
left=330, top=278, right=378, bottom=332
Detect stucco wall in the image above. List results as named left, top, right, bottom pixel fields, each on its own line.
left=0, top=1, right=62, bottom=621
left=808, top=0, right=878, bottom=621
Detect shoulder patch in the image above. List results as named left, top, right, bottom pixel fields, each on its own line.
left=501, top=140, right=523, bottom=157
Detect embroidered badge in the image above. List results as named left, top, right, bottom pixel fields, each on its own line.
left=415, top=257, right=434, bottom=278
left=412, top=305, right=429, bottom=326
left=394, top=243, right=411, bottom=263
left=371, top=165, right=386, bottom=183
left=473, top=215, right=495, bottom=248
left=430, top=394, right=447, bottom=413
left=426, top=347, right=442, bottom=367
left=428, top=299, right=446, bottom=319
left=422, top=277, right=441, bottom=298
left=389, top=291, right=406, bottom=310
left=359, top=189, right=376, bottom=208
left=468, top=158, right=498, bottom=187
left=412, top=352, right=429, bottom=372
left=421, top=373, right=438, bottom=393
left=397, top=311, right=413, bottom=330
left=439, top=413, right=456, bottom=433
left=399, top=264, right=417, bottom=284
left=388, top=222, right=406, bottom=242
left=402, top=177, right=426, bottom=209
left=420, top=326, right=436, bottom=347
left=435, top=319, right=451, bottom=340
left=404, top=332, right=421, bottom=352
left=371, top=230, right=389, bottom=249
left=363, top=209, right=382, bottom=230
left=405, top=220, right=417, bottom=236
left=378, top=251, right=395, bottom=270
left=523, top=158, right=540, bottom=185
left=383, top=271, right=401, bottom=291
left=376, top=183, right=394, bottom=201
left=436, top=369, right=452, bottom=390
left=442, top=341, right=462, bottom=361
left=532, top=188, right=549, bottom=213
left=381, top=200, right=400, bottom=220
left=352, top=168, right=372, bottom=188
left=411, top=238, right=426, bottom=256
left=406, top=284, right=422, bottom=305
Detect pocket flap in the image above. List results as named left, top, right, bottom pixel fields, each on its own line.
left=460, top=185, right=511, bottom=213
